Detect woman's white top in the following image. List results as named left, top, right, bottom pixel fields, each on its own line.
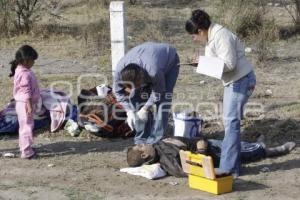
left=205, top=23, right=253, bottom=86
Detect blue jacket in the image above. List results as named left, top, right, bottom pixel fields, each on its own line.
left=113, top=42, right=178, bottom=111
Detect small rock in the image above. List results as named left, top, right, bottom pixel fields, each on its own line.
left=260, top=167, right=270, bottom=173
left=3, top=152, right=15, bottom=158
left=245, top=47, right=252, bottom=53
left=64, top=119, right=81, bottom=137
left=274, top=3, right=280, bottom=7
left=199, top=80, right=206, bottom=85
left=31, top=143, right=42, bottom=149
left=1, top=136, right=10, bottom=141
left=265, top=89, right=272, bottom=96
left=112, top=167, right=119, bottom=172
left=287, top=5, right=293, bottom=10
left=168, top=181, right=179, bottom=186
left=142, top=2, right=151, bottom=6
left=88, top=148, right=97, bottom=152
left=43, top=148, right=53, bottom=152
left=267, top=2, right=273, bottom=6
left=69, top=147, right=76, bottom=151
left=48, top=164, right=55, bottom=167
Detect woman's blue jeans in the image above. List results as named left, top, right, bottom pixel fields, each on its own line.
left=208, top=139, right=266, bottom=167
left=220, top=71, right=256, bottom=176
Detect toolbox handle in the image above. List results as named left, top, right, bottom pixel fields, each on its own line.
left=186, top=160, right=202, bottom=167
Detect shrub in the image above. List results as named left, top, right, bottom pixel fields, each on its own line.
left=215, top=0, right=279, bottom=62
left=281, top=0, right=300, bottom=27
left=0, top=0, right=61, bottom=37
left=215, top=0, right=266, bottom=38
left=0, top=0, right=15, bottom=37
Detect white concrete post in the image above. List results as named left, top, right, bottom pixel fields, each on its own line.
left=109, top=1, right=127, bottom=72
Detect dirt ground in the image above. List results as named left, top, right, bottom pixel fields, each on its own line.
left=1, top=1, right=300, bottom=200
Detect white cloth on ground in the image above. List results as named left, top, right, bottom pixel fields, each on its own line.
left=120, top=163, right=167, bottom=180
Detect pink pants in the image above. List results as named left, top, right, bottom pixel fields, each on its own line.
left=16, top=101, right=35, bottom=158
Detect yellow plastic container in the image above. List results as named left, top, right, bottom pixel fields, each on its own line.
left=179, top=150, right=233, bottom=195
left=189, top=174, right=233, bottom=195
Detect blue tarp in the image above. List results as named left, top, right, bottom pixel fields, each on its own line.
left=0, top=104, right=78, bottom=135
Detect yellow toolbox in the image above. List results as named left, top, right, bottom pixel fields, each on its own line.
left=179, top=150, right=233, bottom=195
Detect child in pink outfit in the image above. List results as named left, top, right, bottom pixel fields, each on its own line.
left=10, top=45, right=40, bottom=159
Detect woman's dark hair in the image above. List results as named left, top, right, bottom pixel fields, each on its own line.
left=120, top=63, right=145, bottom=88
left=9, top=45, right=38, bottom=77
left=185, top=9, right=211, bottom=34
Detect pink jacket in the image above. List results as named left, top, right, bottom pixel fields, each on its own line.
left=13, top=65, right=40, bottom=103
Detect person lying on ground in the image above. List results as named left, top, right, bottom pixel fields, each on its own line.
left=127, top=136, right=296, bottom=177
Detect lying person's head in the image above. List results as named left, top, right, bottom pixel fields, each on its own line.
left=127, top=144, right=157, bottom=167
left=196, top=139, right=208, bottom=154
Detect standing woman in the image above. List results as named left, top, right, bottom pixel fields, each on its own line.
left=185, top=9, right=256, bottom=177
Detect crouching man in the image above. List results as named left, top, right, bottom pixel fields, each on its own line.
left=127, top=136, right=296, bottom=177
left=113, top=42, right=180, bottom=144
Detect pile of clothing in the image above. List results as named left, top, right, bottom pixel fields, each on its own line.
left=78, top=84, right=133, bottom=138
left=0, top=89, right=76, bottom=135
left=1, top=85, right=133, bottom=139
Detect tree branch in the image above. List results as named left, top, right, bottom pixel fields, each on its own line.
left=281, top=0, right=298, bottom=24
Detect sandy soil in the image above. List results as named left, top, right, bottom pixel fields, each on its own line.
left=1, top=1, right=300, bottom=199
left=1, top=39, right=300, bottom=199
left=0, top=134, right=299, bottom=200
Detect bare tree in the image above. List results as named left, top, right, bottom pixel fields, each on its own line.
left=129, top=0, right=137, bottom=5
left=13, top=0, right=40, bottom=33
left=281, top=0, right=300, bottom=26
left=294, top=0, right=300, bottom=25
left=0, top=0, right=64, bottom=36
left=0, top=0, right=11, bottom=36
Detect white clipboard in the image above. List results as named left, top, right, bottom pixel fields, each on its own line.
left=196, top=56, right=224, bottom=79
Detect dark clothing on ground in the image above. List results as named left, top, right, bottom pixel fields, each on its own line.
left=152, top=137, right=266, bottom=177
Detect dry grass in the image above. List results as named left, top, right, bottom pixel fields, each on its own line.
left=1, top=0, right=299, bottom=119
left=0, top=2, right=300, bottom=199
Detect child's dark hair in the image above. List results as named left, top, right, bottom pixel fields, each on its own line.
left=9, top=45, right=38, bottom=77
left=185, top=9, right=211, bottom=34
